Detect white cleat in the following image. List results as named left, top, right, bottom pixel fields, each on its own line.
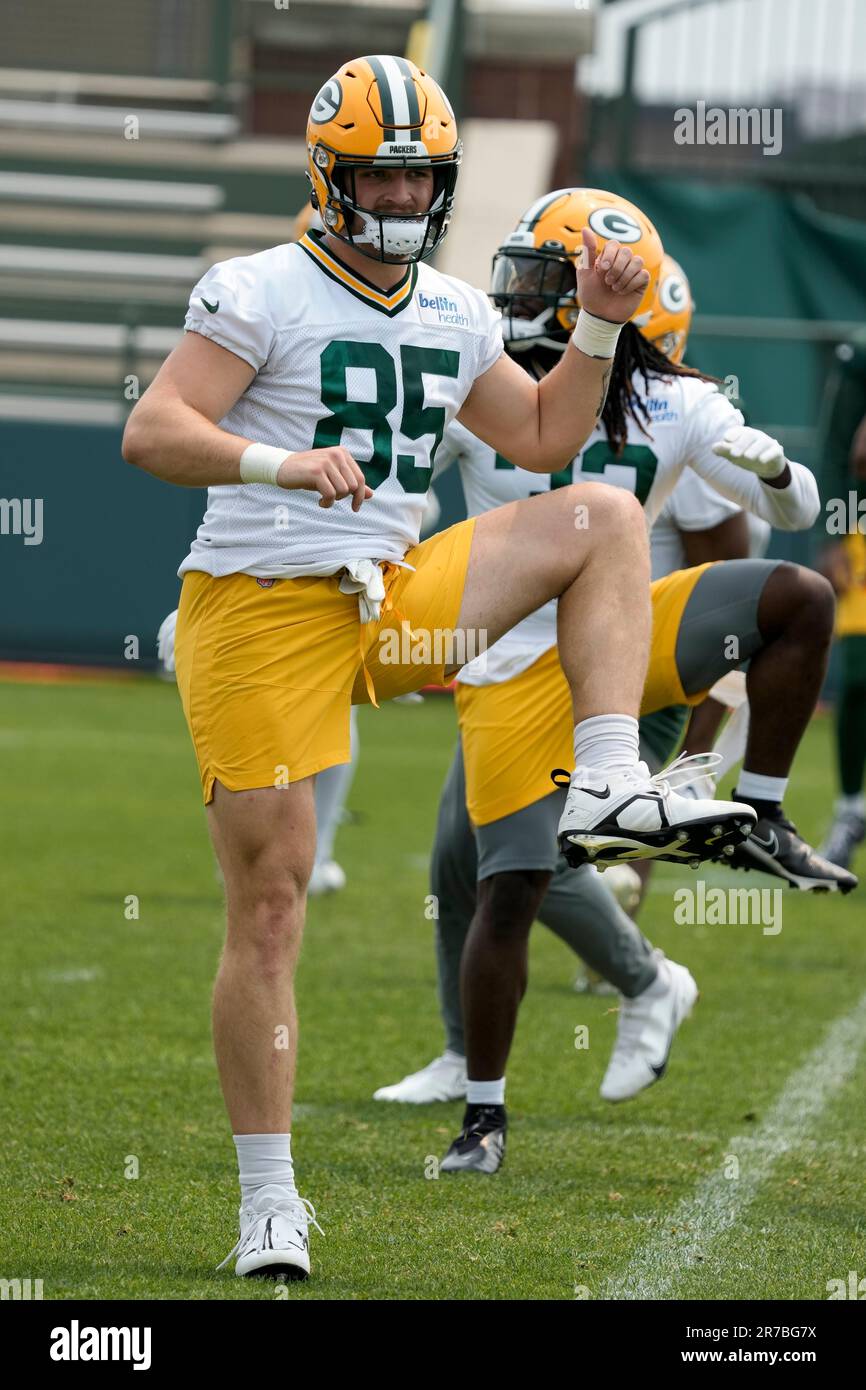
left=217, top=1185, right=323, bottom=1281
left=308, top=860, right=346, bottom=896
left=554, top=753, right=755, bottom=870
left=600, top=953, right=698, bottom=1102
left=373, top=1053, right=467, bottom=1104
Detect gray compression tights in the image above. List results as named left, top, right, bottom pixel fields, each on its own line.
left=431, top=740, right=657, bottom=1057
left=431, top=558, right=780, bottom=1056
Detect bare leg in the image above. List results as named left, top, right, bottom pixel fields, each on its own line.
left=450, top=484, right=651, bottom=721
left=460, top=870, right=551, bottom=1081
left=682, top=696, right=728, bottom=755
left=208, top=778, right=316, bottom=1134
left=744, top=564, right=835, bottom=776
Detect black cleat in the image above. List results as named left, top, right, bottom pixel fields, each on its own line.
left=439, top=1104, right=506, bottom=1174
left=726, top=812, right=858, bottom=893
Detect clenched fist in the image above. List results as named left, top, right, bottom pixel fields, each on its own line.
left=277, top=447, right=372, bottom=510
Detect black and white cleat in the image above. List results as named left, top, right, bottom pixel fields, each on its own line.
left=554, top=754, right=755, bottom=870
left=726, top=813, right=858, bottom=894
left=439, top=1105, right=507, bottom=1175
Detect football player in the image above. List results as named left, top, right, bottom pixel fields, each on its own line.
left=563, top=255, right=753, bottom=979
left=605, top=256, right=766, bottom=927
left=821, top=522, right=866, bottom=867
left=373, top=190, right=852, bottom=1174
left=123, top=63, right=747, bottom=1278
left=818, top=344, right=866, bottom=868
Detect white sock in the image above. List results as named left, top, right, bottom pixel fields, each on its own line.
left=234, top=1132, right=297, bottom=1206
left=467, top=1078, right=505, bottom=1106
left=442, top=1048, right=466, bottom=1066
left=736, top=771, right=788, bottom=804
left=573, top=714, right=640, bottom=773
left=839, top=793, right=866, bottom=817
left=712, top=702, right=750, bottom=779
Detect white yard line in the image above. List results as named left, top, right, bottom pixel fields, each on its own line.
left=599, top=989, right=866, bottom=1300
left=40, top=967, right=102, bottom=984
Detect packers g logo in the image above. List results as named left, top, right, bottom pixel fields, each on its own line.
left=587, top=207, right=643, bottom=244
left=311, top=79, right=343, bottom=125
left=660, top=274, right=687, bottom=312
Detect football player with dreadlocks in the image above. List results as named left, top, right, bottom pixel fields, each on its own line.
left=373, top=190, right=852, bottom=1173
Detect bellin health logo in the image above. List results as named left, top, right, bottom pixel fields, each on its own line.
left=418, top=291, right=469, bottom=327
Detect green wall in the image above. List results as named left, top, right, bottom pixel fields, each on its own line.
left=0, top=421, right=205, bottom=666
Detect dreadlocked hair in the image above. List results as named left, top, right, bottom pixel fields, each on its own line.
left=601, top=323, right=719, bottom=457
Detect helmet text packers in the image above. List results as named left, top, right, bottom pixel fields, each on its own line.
left=306, top=55, right=462, bottom=264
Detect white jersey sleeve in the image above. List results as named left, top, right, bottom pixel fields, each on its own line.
left=459, top=281, right=503, bottom=379
left=677, top=380, right=819, bottom=531
left=185, top=259, right=276, bottom=370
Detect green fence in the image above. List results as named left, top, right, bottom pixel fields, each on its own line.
left=589, top=0, right=866, bottom=223
left=587, top=169, right=866, bottom=558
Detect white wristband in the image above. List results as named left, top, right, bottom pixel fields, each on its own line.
left=572, top=309, right=623, bottom=360
left=239, top=442, right=292, bottom=485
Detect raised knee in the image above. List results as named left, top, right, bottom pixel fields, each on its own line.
left=567, top=481, right=645, bottom=534
left=778, top=562, right=836, bottom=641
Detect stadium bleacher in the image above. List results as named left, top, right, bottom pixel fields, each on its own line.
left=0, top=69, right=306, bottom=411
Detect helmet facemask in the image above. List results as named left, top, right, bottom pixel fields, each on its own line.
left=652, top=328, right=687, bottom=363
left=315, top=153, right=460, bottom=264
left=491, top=246, right=578, bottom=355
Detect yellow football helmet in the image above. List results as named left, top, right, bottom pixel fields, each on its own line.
left=490, top=187, right=664, bottom=353
left=306, top=54, right=461, bottom=263
left=642, top=254, right=693, bottom=363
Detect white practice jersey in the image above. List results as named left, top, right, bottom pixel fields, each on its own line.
left=443, top=371, right=819, bottom=685
left=651, top=470, right=773, bottom=579
left=178, top=229, right=502, bottom=578
left=650, top=470, right=740, bottom=580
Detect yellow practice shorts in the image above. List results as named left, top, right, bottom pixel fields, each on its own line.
left=175, top=518, right=476, bottom=803
left=455, top=563, right=712, bottom=826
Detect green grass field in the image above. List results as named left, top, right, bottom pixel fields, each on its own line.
left=1, top=678, right=864, bottom=1301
